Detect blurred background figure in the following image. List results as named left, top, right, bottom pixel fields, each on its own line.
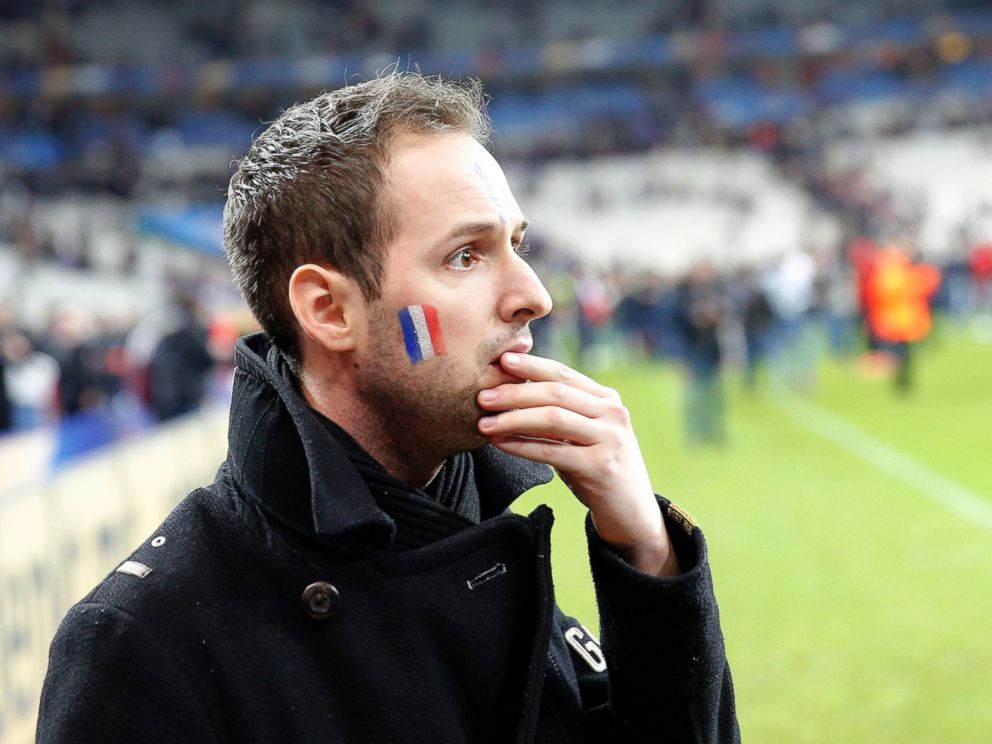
left=42, top=310, right=112, bottom=419
left=146, top=293, right=215, bottom=422
left=575, top=265, right=617, bottom=368
left=675, top=261, right=727, bottom=446
left=865, top=244, right=942, bottom=392
left=822, top=247, right=860, bottom=359
left=971, top=239, right=992, bottom=328
left=735, top=266, right=775, bottom=392
left=0, top=341, right=11, bottom=435
left=766, top=250, right=819, bottom=391
left=0, top=329, right=59, bottom=432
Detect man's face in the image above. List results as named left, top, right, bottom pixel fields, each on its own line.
left=355, top=132, right=552, bottom=457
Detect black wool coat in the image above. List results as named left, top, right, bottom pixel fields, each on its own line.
left=38, top=334, right=739, bottom=743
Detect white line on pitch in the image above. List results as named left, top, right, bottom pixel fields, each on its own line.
left=771, top=395, right=992, bottom=531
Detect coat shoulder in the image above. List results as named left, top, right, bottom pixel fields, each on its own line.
left=79, top=483, right=262, bottom=623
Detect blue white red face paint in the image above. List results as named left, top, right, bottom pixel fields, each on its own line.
left=398, top=304, right=447, bottom=363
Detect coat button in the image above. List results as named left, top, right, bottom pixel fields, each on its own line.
left=301, top=581, right=340, bottom=620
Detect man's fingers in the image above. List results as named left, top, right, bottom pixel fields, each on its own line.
left=487, top=435, right=589, bottom=474
left=498, top=352, right=611, bottom=398
left=477, top=380, right=604, bottom=418
left=478, top=406, right=597, bottom=445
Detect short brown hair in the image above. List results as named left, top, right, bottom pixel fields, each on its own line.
left=223, top=72, right=491, bottom=370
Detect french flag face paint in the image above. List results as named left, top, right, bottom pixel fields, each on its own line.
left=398, top=304, right=447, bottom=364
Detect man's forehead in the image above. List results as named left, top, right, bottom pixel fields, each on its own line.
left=385, top=132, right=520, bottom=220
left=386, top=133, right=509, bottom=192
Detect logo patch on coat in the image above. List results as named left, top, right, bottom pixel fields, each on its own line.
left=116, top=561, right=152, bottom=578
left=564, top=624, right=607, bottom=673
left=667, top=502, right=697, bottom=535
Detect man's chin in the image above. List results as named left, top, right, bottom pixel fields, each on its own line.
left=451, top=422, right=491, bottom=455
left=421, top=404, right=487, bottom=459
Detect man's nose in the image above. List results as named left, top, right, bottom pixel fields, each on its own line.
left=499, top=254, right=553, bottom=323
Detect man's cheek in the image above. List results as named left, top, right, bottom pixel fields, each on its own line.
left=397, top=304, right=447, bottom=364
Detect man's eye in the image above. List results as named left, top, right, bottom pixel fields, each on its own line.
left=513, top=240, right=531, bottom=257
left=448, top=248, right=480, bottom=270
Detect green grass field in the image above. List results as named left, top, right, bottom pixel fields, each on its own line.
left=515, top=326, right=992, bottom=743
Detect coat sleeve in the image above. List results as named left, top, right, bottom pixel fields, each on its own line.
left=37, top=602, right=219, bottom=744
left=584, top=496, right=740, bottom=743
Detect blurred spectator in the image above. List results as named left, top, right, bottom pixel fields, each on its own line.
left=2, top=330, right=59, bottom=430
left=736, top=266, right=775, bottom=391
left=148, top=294, right=215, bottom=422
left=0, top=347, right=11, bottom=433
left=40, top=310, right=115, bottom=416
left=935, top=243, right=972, bottom=322
left=575, top=267, right=615, bottom=367
left=865, top=245, right=941, bottom=392
left=765, top=250, right=819, bottom=390
left=674, top=261, right=727, bottom=446
left=618, top=273, right=673, bottom=360
left=823, top=248, right=860, bottom=358
left=971, top=241, right=992, bottom=315
left=0, top=304, right=14, bottom=433
left=848, top=236, right=881, bottom=348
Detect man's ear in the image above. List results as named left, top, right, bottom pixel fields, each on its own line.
left=288, top=264, right=363, bottom=353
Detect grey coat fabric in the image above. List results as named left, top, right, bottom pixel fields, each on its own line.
left=37, top=333, right=739, bottom=743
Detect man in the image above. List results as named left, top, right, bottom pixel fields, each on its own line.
left=38, top=73, right=738, bottom=743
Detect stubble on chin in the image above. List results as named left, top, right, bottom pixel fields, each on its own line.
left=360, top=350, right=485, bottom=456
left=363, top=304, right=530, bottom=455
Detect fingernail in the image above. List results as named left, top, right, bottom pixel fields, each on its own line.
left=479, top=390, right=497, bottom=403
left=479, top=417, right=496, bottom=430
left=504, top=352, right=520, bottom=365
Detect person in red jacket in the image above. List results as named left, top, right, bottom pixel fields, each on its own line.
left=970, top=241, right=992, bottom=315
left=865, top=245, right=941, bottom=391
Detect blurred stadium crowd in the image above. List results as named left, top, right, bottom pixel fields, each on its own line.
left=3, top=0, right=992, bottom=451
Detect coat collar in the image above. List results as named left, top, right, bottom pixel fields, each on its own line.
left=226, top=333, right=552, bottom=548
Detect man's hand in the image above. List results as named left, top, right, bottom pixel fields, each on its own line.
left=478, top=352, right=679, bottom=577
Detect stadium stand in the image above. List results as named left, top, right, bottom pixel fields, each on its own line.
left=823, top=126, right=992, bottom=255
left=508, top=147, right=827, bottom=273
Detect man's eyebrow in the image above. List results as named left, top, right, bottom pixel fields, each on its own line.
left=440, top=219, right=529, bottom=244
